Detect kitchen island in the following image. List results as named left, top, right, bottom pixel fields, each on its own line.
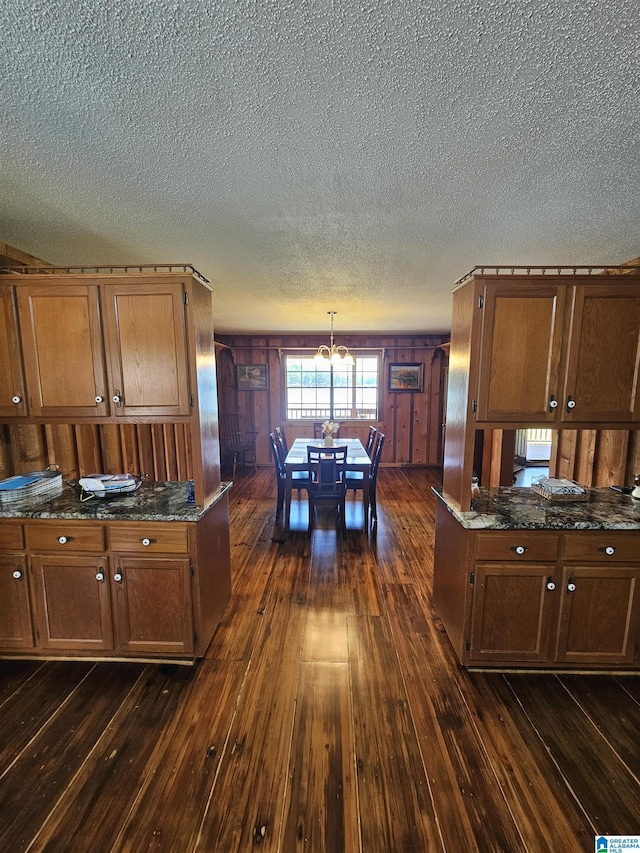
left=433, top=486, right=640, bottom=670
left=0, top=481, right=232, bottom=664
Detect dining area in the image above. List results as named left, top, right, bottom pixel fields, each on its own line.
left=269, top=424, right=385, bottom=533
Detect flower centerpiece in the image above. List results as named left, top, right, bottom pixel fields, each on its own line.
left=321, top=420, right=340, bottom=446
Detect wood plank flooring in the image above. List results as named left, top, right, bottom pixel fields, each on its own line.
left=1, top=467, right=639, bottom=852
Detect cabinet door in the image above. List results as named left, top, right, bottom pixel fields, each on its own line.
left=469, top=563, right=557, bottom=663
left=30, top=555, right=114, bottom=651
left=0, top=287, right=28, bottom=417
left=561, top=284, right=640, bottom=423
left=112, top=557, right=194, bottom=656
left=555, top=566, right=640, bottom=665
left=17, top=284, right=109, bottom=418
left=476, top=282, right=566, bottom=423
left=0, top=556, right=34, bottom=649
left=103, top=283, right=191, bottom=417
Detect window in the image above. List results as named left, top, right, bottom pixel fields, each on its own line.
left=285, top=354, right=379, bottom=421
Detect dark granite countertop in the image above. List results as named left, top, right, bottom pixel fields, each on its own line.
left=433, top=486, right=640, bottom=530
left=0, top=481, right=232, bottom=522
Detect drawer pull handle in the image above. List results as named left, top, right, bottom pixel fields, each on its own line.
left=546, top=578, right=556, bottom=591
left=140, top=537, right=157, bottom=547
left=58, top=535, right=75, bottom=544
left=567, top=579, right=576, bottom=592
left=599, top=546, right=616, bottom=556
left=12, top=570, right=22, bottom=580
left=114, top=573, right=123, bottom=583
left=510, top=545, right=527, bottom=555
left=95, top=571, right=105, bottom=582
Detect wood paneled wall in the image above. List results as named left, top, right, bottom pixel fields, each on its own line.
left=215, top=333, right=450, bottom=468
left=480, top=428, right=640, bottom=488
left=0, top=423, right=193, bottom=482
left=554, top=429, right=640, bottom=486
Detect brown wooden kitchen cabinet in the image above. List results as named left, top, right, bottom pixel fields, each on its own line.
left=14, top=278, right=192, bottom=420
left=0, top=554, right=34, bottom=650
left=475, top=279, right=640, bottom=427
left=0, top=286, right=28, bottom=418
left=434, top=503, right=640, bottom=669
left=0, top=500, right=231, bottom=664
left=2, top=267, right=223, bottom=506
left=101, top=282, right=191, bottom=418
left=30, top=553, right=114, bottom=652
left=442, top=269, right=640, bottom=512
left=17, top=282, right=110, bottom=419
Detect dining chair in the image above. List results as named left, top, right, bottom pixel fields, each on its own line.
left=306, top=445, right=348, bottom=530
left=345, top=431, right=385, bottom=523
left=365, top=425, right=378, bottom=455
left=313, top=421, right=340, bottom=439
left=273, top=425, right=288, bottom=456
left=269, top=432, right=311, bottom=522
left=220, top=412, right=258, bottom=477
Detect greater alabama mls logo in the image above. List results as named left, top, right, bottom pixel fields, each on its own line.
left=596, top=837, right=640, bottom=852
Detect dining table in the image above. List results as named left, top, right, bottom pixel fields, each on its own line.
left=282, top=437, right=372, bottom=531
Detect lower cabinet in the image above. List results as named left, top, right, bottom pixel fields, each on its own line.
left=31, top=553, right=114, bottom=651
left=113, top=556, right=194, bottom=656
left=434, top=503, right=640, bottom=670
left=0, top=498, right=231, bottom=664
left=0, top=554, right=34, bottom=649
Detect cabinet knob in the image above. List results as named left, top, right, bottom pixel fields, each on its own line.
left=510, top=545, right=527, bottom=555
left=95, top=395, right=104, bottom=404
left=12, top=396, right=22, bottom=404
left=114, top=572, right=123, bottom=583
left=566, top=396, right=576, bottom=410
left=12, top=569, right=22, bottom=580
left=112, top=392, right=122, bottom=405
left=548, top=395, right=558, bottom=410
left=599, top=546, right=616, bottom=556
left=95, top=571, right=105, bottom=582
left=139, top=537, right=157, bottom=547
left=546, top=578, right=556, bottom=591
left=567, top=580, right=576, bottom=592
left=57, top=535, right=75, bottom=544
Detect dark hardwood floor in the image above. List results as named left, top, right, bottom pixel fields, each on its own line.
left=1, top=467, right=639, bottom=852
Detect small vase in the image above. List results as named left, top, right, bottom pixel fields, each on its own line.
left=324, top=435, right=333, bottom=446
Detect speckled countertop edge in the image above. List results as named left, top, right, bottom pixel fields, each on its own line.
left=0, top=481, right=233, bottom=522
left=433, top=486, right=640, bottom=531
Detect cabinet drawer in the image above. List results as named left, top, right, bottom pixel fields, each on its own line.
left=26, top=522, right=105, bottom=552
left=475, top=531, right=559, bottom=562
left=563, top=533, right=640, bottom=563
left=0, top=522, right=24, bottom=550
left=109, top=524, right=189, bottom=554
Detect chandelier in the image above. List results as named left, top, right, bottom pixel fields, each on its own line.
left=313, top=311, right=354, bottom=366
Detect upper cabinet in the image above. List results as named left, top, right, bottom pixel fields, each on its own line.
left=0, top=286, right=27, bottom=417
left=102, top=282, right=191, bottom=418
left=17, top=283, right=110, bottom=418
left=4, top=274, right=195, bottom=422
left=474, top=277, right=640, bottom=427
left=476, top=281, right=566, bottom=423
left=561, top=284, right=640, bottom=424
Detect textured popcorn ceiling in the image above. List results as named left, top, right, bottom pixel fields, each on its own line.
left=1, top=0, right=638, bottom=334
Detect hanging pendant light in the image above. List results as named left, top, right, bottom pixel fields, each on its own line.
left=314, top=311, right=354, bottom=366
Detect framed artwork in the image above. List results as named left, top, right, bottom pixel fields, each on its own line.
left=236, top=363, right=269, bottom=391
left=388, top=362, right=424, bottom=393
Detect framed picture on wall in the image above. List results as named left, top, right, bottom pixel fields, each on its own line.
left=388, top=362, right=424, bottom=393
left=236, top=363, right=269, bottom=391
